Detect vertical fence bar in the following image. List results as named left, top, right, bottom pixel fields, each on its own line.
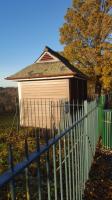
left=77, top=107, right=81, bottom=200
left=9, top=144, right=16, bottom=200
left=81, top=103, right=85, bottom=192
left=16, top=98, right=19, bottom=133
left=84, top=101, right=89, bottom=182
left=45, top=99, right=47, bottom=131
left=107, top=112, right=109, bottom=148
left=63, top=101, right=69, bottom=200
left=70, top=113, right=75, bottom=200
left=67, top=108, right=72, bottom=200
left=30, top=99, right=32, bottom=130
left=74, top=112, right=78, bottom=200
left=37, top=101, right=41, bottom=139
left=41, top=99, right=43, bottom=134
left=79, top=107, right=83, bottom=200
left=72, top=100, right=79, bottom=200
left=64, top=133, right=69, bottom=200
left=25, top=139, right=30, bottom=200
left=87, top=103, right=91, bottom=169
left=53, top=143, right=58, bottom=200
left=81, top=103, right=85, bottom=191
left=50, top=99, right=52, bottom=137
left=59, top=124, right=63, bottom=200
left=52, top=119, right=58, bottom=200
left=45, top=129, right=51, bottom=200
left=36, top=133, right=42, bottom=200
left=79, top=107, right=83, bottom=199
left=27, top=99, right=30, bottom=132
left=94, top=101, right=98, bottom=154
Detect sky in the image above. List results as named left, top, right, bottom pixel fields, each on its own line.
left=0, top=0, right=71, bottom=87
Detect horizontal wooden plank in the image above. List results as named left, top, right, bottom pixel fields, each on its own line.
left=20, top=79, right=69, bottom=100
left=19, top=79, right=69, bottom=128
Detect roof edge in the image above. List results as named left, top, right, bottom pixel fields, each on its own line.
left=6, top=73, right=76, bottom=81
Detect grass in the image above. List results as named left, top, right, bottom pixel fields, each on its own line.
left=0, top=114, right=64, bottom=199
left=0, top=113, right=51, bottom=174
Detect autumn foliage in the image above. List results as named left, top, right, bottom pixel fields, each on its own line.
left=60, top=0, right=112, bottom=92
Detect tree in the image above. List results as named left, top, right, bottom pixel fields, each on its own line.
left=60, top=0, right=112, bottom=93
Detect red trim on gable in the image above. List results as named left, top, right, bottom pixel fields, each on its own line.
left=40, top=53, right=54, bottom=61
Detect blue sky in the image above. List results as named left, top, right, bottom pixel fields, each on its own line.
left=0, top=0, right=71, bottom=87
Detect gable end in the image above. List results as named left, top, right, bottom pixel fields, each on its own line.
left=36, top=51, right=59, bottom=63
left=40, top=53, right=54, bottom=61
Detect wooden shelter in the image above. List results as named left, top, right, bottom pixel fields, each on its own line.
left=7, top=46, right=87, bottom=128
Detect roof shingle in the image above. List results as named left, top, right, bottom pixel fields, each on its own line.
left=6, top=46, right=87, bottom=80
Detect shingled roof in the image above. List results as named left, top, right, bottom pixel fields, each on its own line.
left=6, top=46, right=87, bottom=80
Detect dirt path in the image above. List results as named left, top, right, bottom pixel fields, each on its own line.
left=83, top=148, right=112, bottom=200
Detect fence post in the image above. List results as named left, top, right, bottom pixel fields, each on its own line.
left=84, top=101, right=89, bottom=182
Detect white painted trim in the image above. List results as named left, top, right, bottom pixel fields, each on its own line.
left=36, top=51, right=59, bottom=63
left=14, top=75, right=74, bottom=82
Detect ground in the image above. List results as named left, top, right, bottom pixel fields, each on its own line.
left=83, top=148, right=112, bottom=200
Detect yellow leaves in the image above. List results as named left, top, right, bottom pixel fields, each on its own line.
left=60, top=0, right=112, bottom=91
left=80, top=66, right=95, bottom=78
left=101, top=15, right=112, bottom=40
left=94, top=66, right=102, bottom=75
left=101, top=76, right=112, bottom=90
left=63, top=43, right=76, bottom=62
left=60, top=23, right=76, bottom=44
left=99, top=62, right=112, bottom=90
left=64, top=8, right=74, bottom=23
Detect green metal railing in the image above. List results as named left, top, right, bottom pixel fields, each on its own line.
left=98, top=94, right=112, bottom=149
left=98, top=95, right=105, bottom=135
left=103, top=110, right=112, bottom=149
left=0, top=100, right=99, bottom=200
